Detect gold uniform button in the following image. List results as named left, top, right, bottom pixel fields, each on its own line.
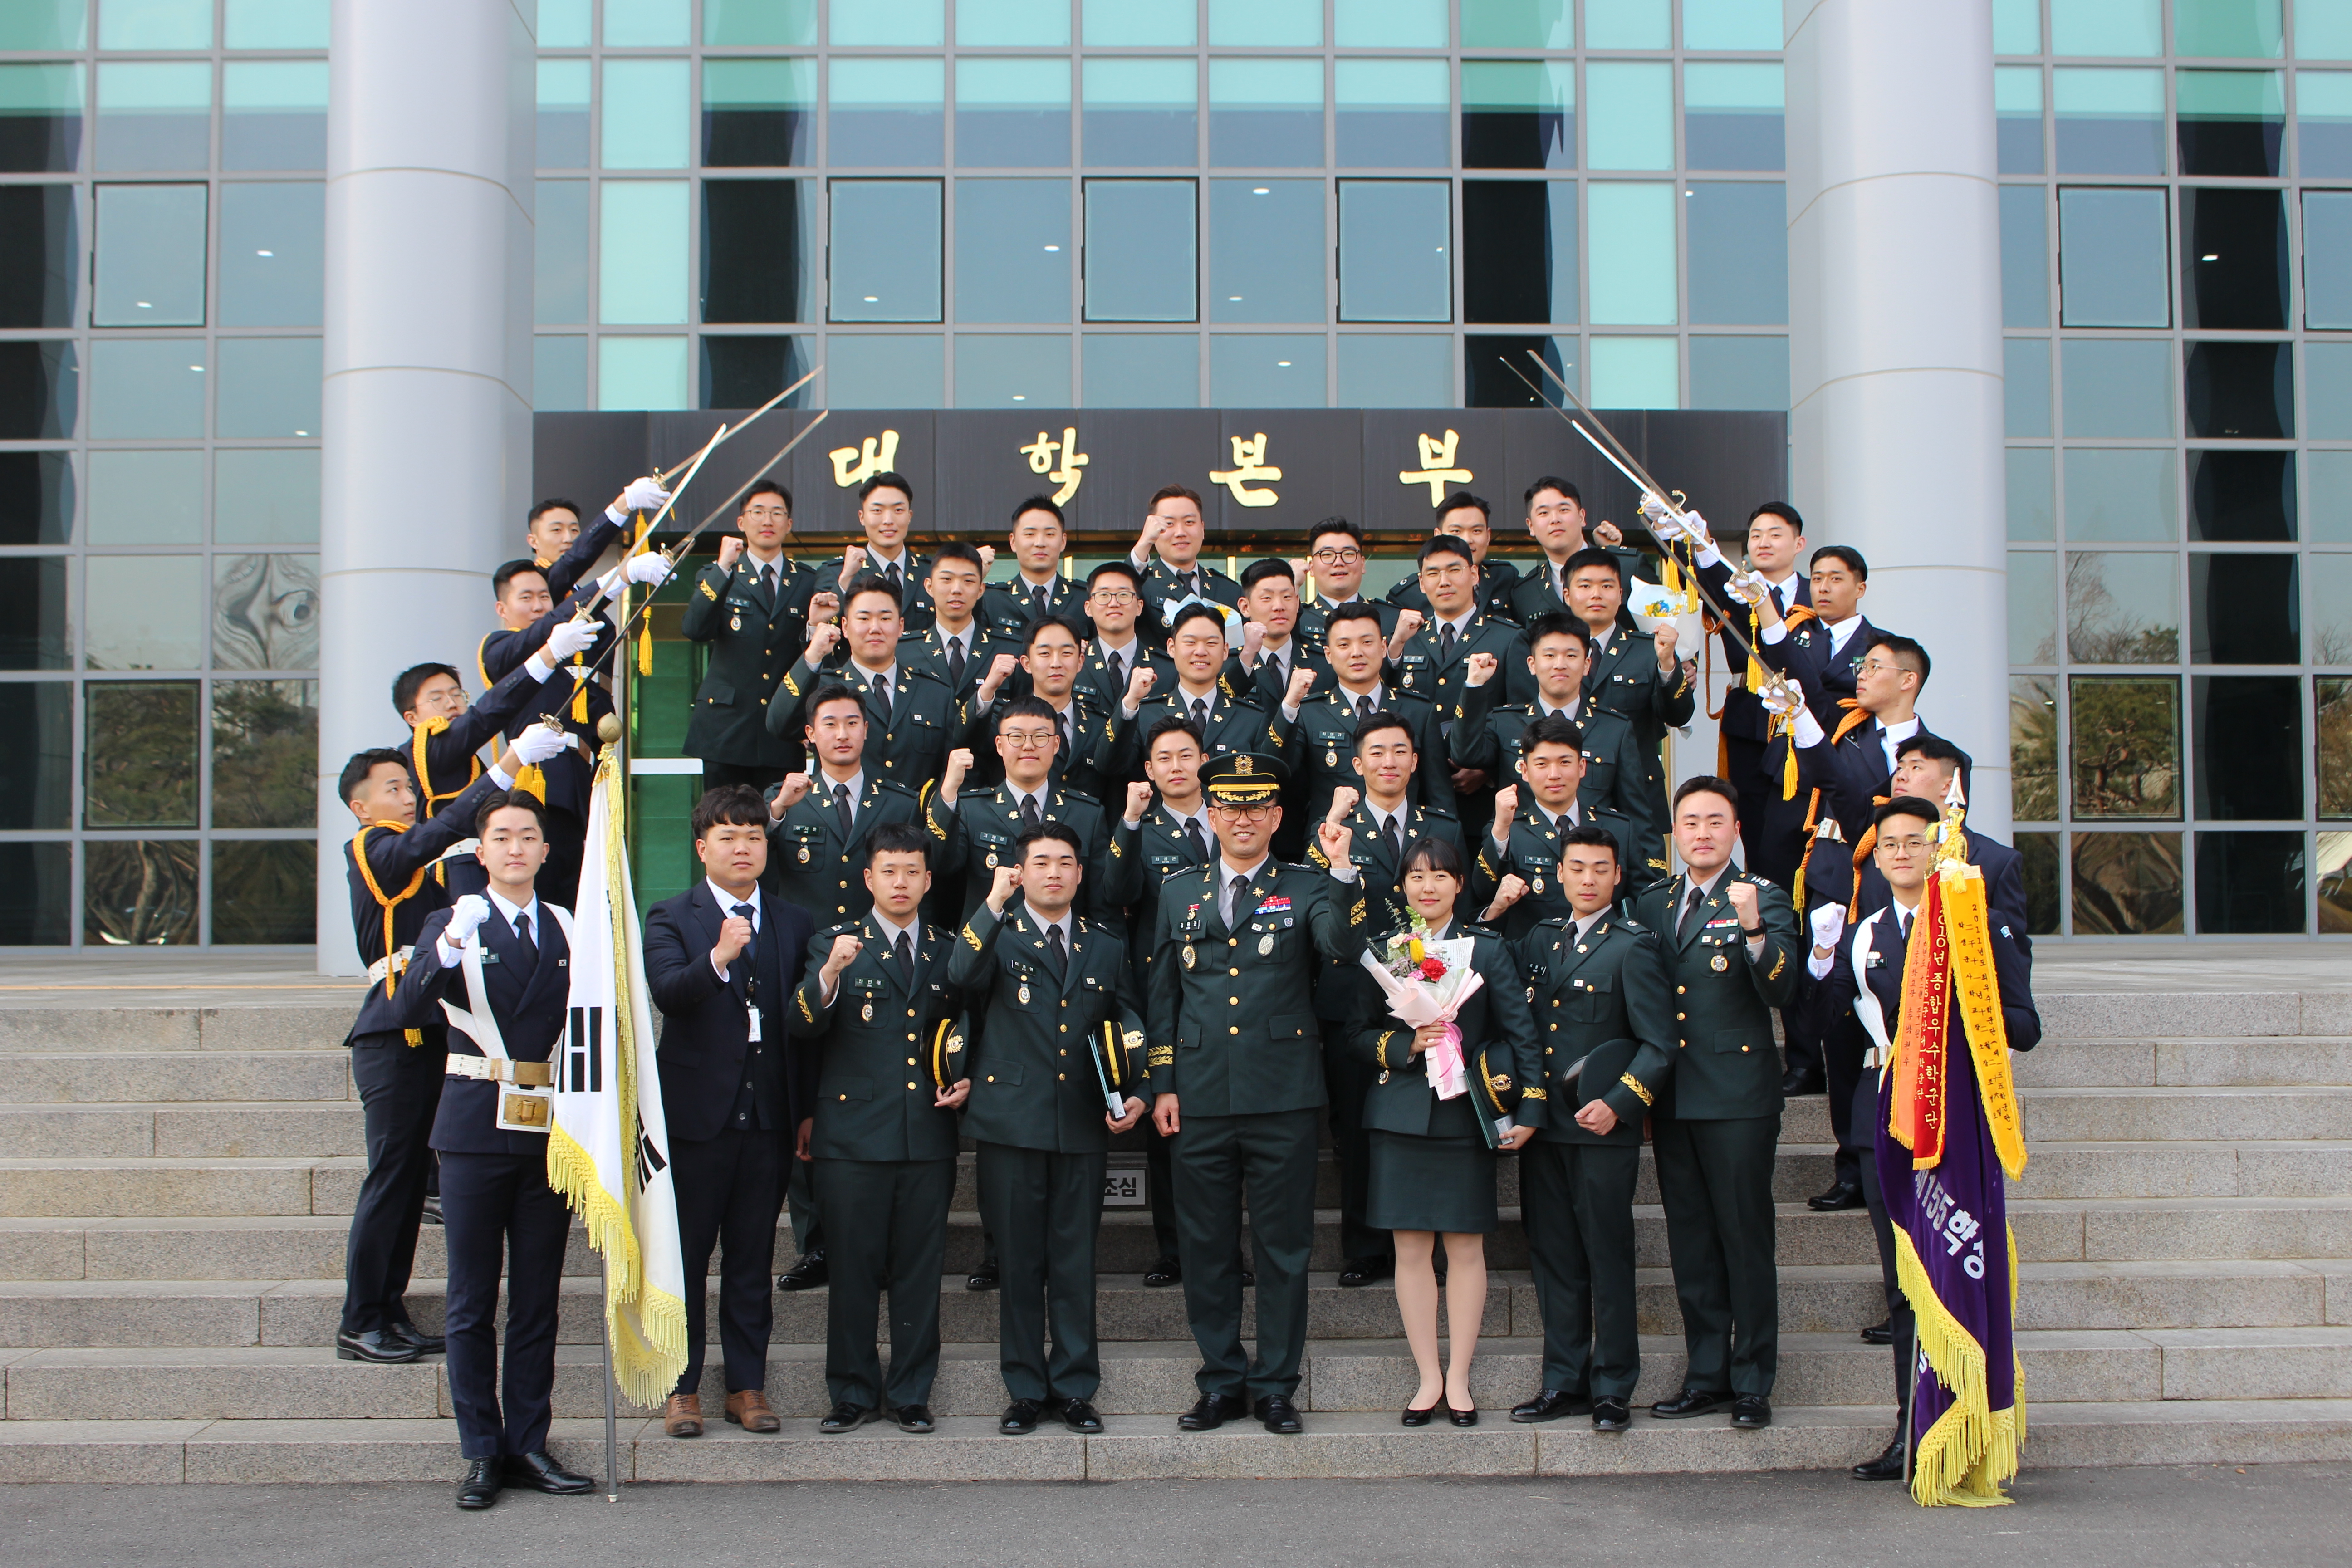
left=1058, top=1073, right=1066, bottom=1081
left=1677, top=985, right=1686, bottom=995
left=906, top=1057, right=916, bottom=1066
left=1059, top=1023, right=1068, bottom=1032
left=1229, top=1025, right=1240, bottom=1034
left=838, top=1093, right=848, bottom=1101
left=906, top=1033, right=917, bottom=1042
left=1229, top=968, right=1239, bottom=977
left=1228, top=996, right=1238, bottom=1005
left=907, top=1081, right=917, bottom=1089
left=1677, top=1012, right=1686, bottom=1020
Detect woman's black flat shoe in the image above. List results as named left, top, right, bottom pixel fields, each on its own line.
left=1447, top=1406, right=1479, bottom=1427
left=1401, top=1402, right=1440, bottom=1428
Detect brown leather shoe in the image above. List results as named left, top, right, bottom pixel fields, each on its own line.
left=662, top=1392, right=704, bottom=1438
left=725, top=1389, right=780, bottom=1433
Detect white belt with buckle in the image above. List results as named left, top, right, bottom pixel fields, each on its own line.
left=1862, top=1047, right=1883, bottom=1070
left=446, top=1054, right=554, bottom=1087
left=364, top=947, right=416, bottom=988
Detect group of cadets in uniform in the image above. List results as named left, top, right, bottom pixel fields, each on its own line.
left=328, top=457, right=2032, bottom=1488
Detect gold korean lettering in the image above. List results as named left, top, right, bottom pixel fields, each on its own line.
left=1209, top=432, right=1281, bottom=508
left=1399, top=428, right=1473, bottom=504
left=829, top=429, right=901, bottom=488
left=1019, top=426, right=1090, bottom=506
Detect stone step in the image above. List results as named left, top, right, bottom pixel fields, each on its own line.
left=5, top=1398, right=2351, bottom=1484
left=2034, top=990, right=2352, bottom=1041
left=0, top=1105, right=364, bottom=1161
left=2016, top=1196, right=2352, bottom=1264
left=0, top=1201, right=1893, bottom=1284
left=2008, top=1141, right=2352, bottom=1200
left=0, top=1054, right=353, bottom=1105
left=0, top=1160, right=330, bottom=1220
left=20, top=1327, right=2310, bottom=1424
left=2009, top=1037, right=2352, bottom=1090
left=0, top=1006, right=357, bottom=1056
left=2020, top=1087, right=2352, bottom=1143
left=1, top=1255, right=2336, bottom=1351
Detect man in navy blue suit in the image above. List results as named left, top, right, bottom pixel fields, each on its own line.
left=1800, top=796, right=2038, bottom=1482
left=642, top=785, right=818, bottom=1439
left=395, top=790, right=594, bottom=1510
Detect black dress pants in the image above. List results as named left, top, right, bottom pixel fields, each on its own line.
left=1651, top=1112, right=1781, bottom=1398
left=340, top=1034, right=446, bottom=1336
left=1854, top=1071, right=1916, bottom=1413
left=671, top=1126, right=785, bottom=1396
left=1320, top=1018, right=1387, bottom=1262
left=977, top=1142, right=1107, bottom=1403
left=1171, top=1108, right=1319, bottom=1401
left=1519, top=1139, right=1643, bottom=1398
left=439, top=1149, right=569, bottom=1460
left=816, top=1156, right=954, bottom=1410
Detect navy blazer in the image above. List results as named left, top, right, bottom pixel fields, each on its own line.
left=1801, top=893, right=2040, bottom=1058
left=397, top=901, right=573, bottom=1156
left=1807, top=824, right=2034, bottom=961
left=644, top=882, right=818, bottom=1145
left=1694, top=556, right=1812, bottom=744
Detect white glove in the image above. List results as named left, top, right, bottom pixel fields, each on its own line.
left=445, top=894, right=491, bottom=946
left=621, top=475, right=671, bottom=514
left=1726, top=569, right=1772, bottom=608
left=509, top=720, right=569, bottom=767
left=1790, top=705, right=1827, bottom=751
left=543, top=616, right=598, bottom=663
left=623, top=551, right=674, bottom=587
left=1809, top=903, right=1846, bottom=953
left=1677, top=508, right=1713, bottom=549
left=1758, top=678, right=1801, bottom=719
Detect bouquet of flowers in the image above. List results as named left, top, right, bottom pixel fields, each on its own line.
left=1357, top=915, right=1484, bottom=1101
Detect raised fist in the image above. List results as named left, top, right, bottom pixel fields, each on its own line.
left=1135, top=512, right=1166, bottom=553
left=985, top=862, right=1024, bottom=914
left=1316, top=817, right=1354, bottom=872
left=1326, top=786, right=1359, bottom=822
left=508, top=719, right=569, bottom=768
left=1283, top=664, right=1316, bottom=710
left=623, top=551, right=673, bottom=587
left=714, top=913, right=753, bottom=970
left=803, top=621, right=841, bottom=663
left=822, top=932, right=863, bottom=979
left=941, top=748, right=974, bottom=798
left=1483, top=874, right=1529, bottom=919
left=1725, top=880, right=1760, bottom=929
left=1124, top=780, right=1154, bottom=824
left=1392, top=608, right=1426, bottom=644
left=1463, top=651, right=1498, bottom=688
left=1491, top=784, right=1519, bottom=834
left=1651, top=621, right=1680, bottom=662
left=718, top=535, right=745, bottom=570
left=1589, top=519, right=1625, bottom=549
left=838, top=545, right=863, bottom=590
left=975, top=545, right=997, bottom=573
left=808, top=589, right=840, bottom=625
left=770, top=772, right=811, bottom=817
left=1809, top=902, right=1846, bottom=954
left=444, top=894, right=490, bottom=946
left=543, top=615, right=598, bottom=663
left=620, top=475, right=670, bottom=514
left=1240, top=620, right=1266, bottom=662
left=1124, top=662, right=1156, bottom=710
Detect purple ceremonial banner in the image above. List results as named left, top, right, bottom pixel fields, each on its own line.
left=1877, top=1039, right=2021, bottom=1505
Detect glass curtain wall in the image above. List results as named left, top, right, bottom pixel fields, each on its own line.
left=0, top=0, right=326, bottom=947
left=1999, top=0, right=2352, bottom=937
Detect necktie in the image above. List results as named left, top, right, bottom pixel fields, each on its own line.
left=1383, top=815, right=1402, bottom=862
left=1357, top=694, right=1376, bottom=720
left=833, top=783, right=853, bottom=837
left=758, top=564, right=774, bottom=601
left=1044, top=921, right=1067, bottom=978
left=1225, top=873, right=1249, bottom=928
left=1032, top=583, right=1050, bottom=617
left=1895, top=909, right=1911, bottom=946
left=894, top=930, right=914, bottom=990
left=1268, top=651, right=1285, bottom=688
left=1676, top=886, right=1704, bottom=942
left=1190, top=696, right=1207, bottom=730
left=513, top=912, right=538, bottom=969
left=946, top=637, right=965, bottom=690
left=1440, top=622, right=1457, bottom=663
left=886, top=559, right=903, bottom=597
left=1021, top=794, right=1041, bottom=829
left=1185, top=816, right=1209, bottom=864
left=871, top=671, right=891, bottom=722
left=1107, top=648, right=1125, bottom=692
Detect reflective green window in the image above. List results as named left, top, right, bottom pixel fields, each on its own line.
left=1683, top=62, right=1781, bottom=172
left=831, top=0, right=941, bottom=46
left=1464, top=179, right=1576, bottom=324
left=86, top=450, right=203, bottom=545
left=829, top=58, right=945, bottom=166
left=705, top=0, right=817, bottom=45
left=958, top=0, right=1068, bottom=45
left=2175, top=68, right=2281, bottom=176
left=1209, top=59, right=1323, bottom=168
left=606, top=0, right=691, bottom=46
left=1996, top=66, right=2043, bottom=174
left=2053, top=67, right=2164, bottom=176
left=1686, top=181, right=1786, bottom=324
left=1211, top=0, right=1321, bottom=45
left=2061, top=338, right=2172, bottom=437
left=1994, top=0, right=2042, bottom=54
left=598, top=335, right=691, bottom=410
left=541, top=0, right=591, bottom=46
left=826, top=333, right=942, bottom=407
left=956, top=178, right=1070, bottom=324
left=1210, top=179, right=1325, bottom=324
left=0, top=63, right=84, bottom=175
left=212, top=840, right=315, bottom=943
left=85, top=841, right=198, bottom=945
left=2011, top=676, right=2059, bottom=823
left=1082, top=334, right=1197, bottom=407
left=1682, top=0, right=1780, bottom=50
left=2065, top=448, right=2176, bottom=541
left=2067, top=551, right=2179, bottom=662
left=2049, top=0, right=2160, bottom=56
left=225, top=0, right=330, bottom=49
left=1584, top=62, right=1672, bottom=171
left=828, top=179, right=943, bottom=322
left=602, top=59, right=691, bottom=169
left=1338, top=180, right=1450, bottom=322
left=1586, top=183, right=1676, bottom=324
left=2001, top=185, right=2049, bottom=327
left=89, top=339, right=205, bottom=440
left=1337, top=59, right=1448, bottom=169
left=539, top=59, right=590, bottom=170
left=1462, top=59, right=1573, bottom=170
left=219, top=181, right=324, bottom=328
left=2183, top=187, right=2285, bottom=330
left=2172, top=0, right=2283, bottom=58
left=1578, top=0, right=1663, bottom=49
left=702, top=58, right=814, bottom=167
left=0, top=682, right=69, bottom=830
left=2303, top=191, right=2352, bottom=330
left=600, top=180, right=691, bottom=323
left=1336, top=0, right=1448, bottom=49
left=2008, top=447, right=2056, bottom=541
left=86, top=684, right=199, bottom=822
left=86, top=563, right=204, bottom=671
left=2071, top=831, right=2183, bottom=934
left=954, top=334, right=1070, bottom=408
left=1208, top=334, right=1323, bottom=407
left=1083, top=179, right=1195, bottom=321
left=93, top=183, right=206, bottom=328
left=215, top=449, right=320, bottom=544
left=2009, top=549, right=2059, bottom=663
left=1082, top=0, right=1193, bottom=46
left=98, top=0, right=211, bottom=49
left=2067, top=678, right=2181, bottom=820
left=211, top=551, right=318, bottom=669
left=1082, top=59, right=1195, bottom=168
left=956, top=57, right=1070, bottom=168
left=2188, top=450, right=2292, bottom=541
left=95, top=61, right=211, bottom=173
left=1337, top=335, right=1453, bottom=406
left=2057, top=186, right=2169, bottom=328
left=702, top=178, right=816, bottom=323
left=2014, top=335, right=2056, bottom=436
left=1686, top=335, right=1785, bottom=409
left=215, top=338, right=321, bottom=439
left=1590, top=337, right=1678, bottom=407
left=0, top=2, right=86, bottom=51
left=536, top=179, right=589, bottom=323
left=223, top=60, right=327, bottom=172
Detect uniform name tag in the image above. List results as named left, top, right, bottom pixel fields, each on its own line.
left=747, top=1005, right=762, bottom=1042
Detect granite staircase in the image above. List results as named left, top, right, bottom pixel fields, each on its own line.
left=0, top=978, right=2345, bottom=1483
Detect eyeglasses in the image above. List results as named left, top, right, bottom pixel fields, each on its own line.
left=999, top=730, right=1059, bottom=750
left=1088, top=588, right=1139, bottom=605
left=1207, top=802, right=1274, bottom=821
left=1858, top=658, right=1904, bottom=676
left=1310, top=547, right=1362, bottom=565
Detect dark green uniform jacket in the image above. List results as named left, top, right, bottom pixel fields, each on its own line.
left=1387, top=610, right=1519, bottom=724
left=680, top=553, right=825, bottom=769
left=1450, top=678, right=1652, bottom=831
left=763, top=771, right=937, bottom=924
left=1144, top=858, right=1367, bottom=1115
left=1305, top=799, right=1464, bottom=1022
left=1467, top=802, right=1649, bottom=941
left=933, top=781, right=1133, bottom=924
left=1351, top=927, right=1542, bottom=1137
left=1512, top=912, right=1678, bottom=1146
left=946, top=903, right=1144, bottom=1153
left=1286, top=685, right=1456, bottom=824
left=765, top=654, right=965, bottom=791
left=1630, top=869, right=1800, bottom=1120
left=790, top=914, right=967, bottom=1161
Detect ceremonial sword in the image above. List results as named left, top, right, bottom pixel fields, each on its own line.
left=652, top=365, right=821, bottom=485
left=1499, top=351, right=1801, bottom=705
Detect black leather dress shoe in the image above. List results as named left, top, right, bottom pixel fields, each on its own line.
left=1780, top=1068, right=1826, bottom=1096
left=1592, top=1396, right=1632, bottom=1431
left=1143, top=1256, right=1181, bottom=1287
left=1240, top=1269, right=1255, bottom=1288
left=505, top=1450, right=593, bottom=1494
left=1179, top=1392, right=1247, bottom=1431
left=336, top=1328, right=420, bottom=1364
left=1255, top=1394, right=1303, bottom=1434
left=1509, top=1388, right=1592, bottom=1424
left=819, top=1401, right=877, bottom=1433
left=966, top=1260, right=999, bottom=1291
left=894, top=1403, right=936, bottom=1433
left=1650, top=1387, right=1733, bottom=1419
left=456, top=1457, right=501, bottom=1509
left=421, top=1194, right=444, bottom=1227
left=1808, top=1180, right=1865, bottom=1212
left=1730, top=1395, right=1772, bottom=1428
left=777, top=1250, right=828, bottom=1291
left=1860, top=1319, right=1895, bottom=1345
left=999, top=1399, right=1042, bottom=1435
left=1059, top=1398, right=1104, bottom=1434
left=1853, top=1430, right=1907, bottom=1480
left=388, top=1320, right=445, bottom=1355
left=1337, top=1255, right=1394, bottom=1288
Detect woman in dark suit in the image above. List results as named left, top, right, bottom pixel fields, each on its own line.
left=1350, top=836, right=1541, bottom=1427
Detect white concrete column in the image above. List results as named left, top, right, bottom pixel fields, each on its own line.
left=1784, top=0, right=2012, bottom=834
left=314, top=0, right=535, bottom=973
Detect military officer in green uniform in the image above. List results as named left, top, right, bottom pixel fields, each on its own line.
left=1506, top=823, right=1678, bottom=1431
left=1385, top=493, right=1523, bottom=626
left=1453, top=612, right=1652, bottom=830
left=1284, top=603, right=1454, bottom=827
left=1387, top=535, right=1520, bottom=736
left=1632, top=776, right=1800, bottom=1431
left=832, top=470, right=936, bottom=632
left=931, top=699, right=1136, bottom=923
left=1127, top=484, right=1242, bottom=614
left=895, top=543, right=1016, bottom=715
left=681, top=481, right=838, bottom=791
left=1469, top=716, right=1648, bottom=940
left=1302, top=713, right=1465, bottom=1287
left=966, top=616, right=1122, bottom=807
left=1103, top=603, right=1293, bottom=783
left=1295, top=517, right=1401, bottom=648
left=1074, top=560, right=1175, bottom=715
left=762, top=683, right=944, bottom=923
left=790, top=822, right=969, bottom=1434
left=767, top=573, right=965, bottom=791
left=1147, top=754, right=1367, bottom=1435
left=978, top=495, right=1088, bottom=641
left=946, top=824, right=1147, bottom=1436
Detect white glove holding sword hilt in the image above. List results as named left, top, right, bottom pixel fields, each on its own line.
left=1725, top=568, right=1773, bottom=610
left=507, top=719, right=570, bottom=768
left=542, top=615, right=599, bottom=663
left=444, top=894, right=491, bottom=948
left=619, top=475, right=671, bottom=515
left=1757, top=677, right=1803, bottom=720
